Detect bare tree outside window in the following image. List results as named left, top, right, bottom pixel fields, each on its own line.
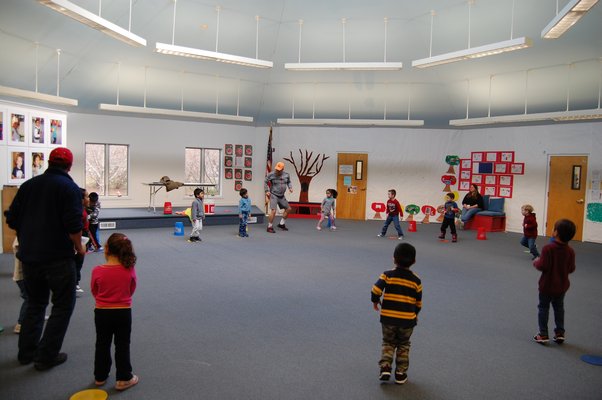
left=185, top=148, right=221, bottom=196
left=85, top=143, right=129, bottom=197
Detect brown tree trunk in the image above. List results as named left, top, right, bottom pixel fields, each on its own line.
left=298, top=175, right=313, bottom=203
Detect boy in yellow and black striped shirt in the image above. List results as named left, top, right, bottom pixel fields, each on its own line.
left=371, top=243, right=422, bottom=385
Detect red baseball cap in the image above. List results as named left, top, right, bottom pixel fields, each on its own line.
left=49, top=147, right=73, bottom=168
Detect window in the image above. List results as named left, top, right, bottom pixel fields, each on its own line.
left=184, top=147, right=221, bottom=195
left=85, top=143, right=129, bottom=197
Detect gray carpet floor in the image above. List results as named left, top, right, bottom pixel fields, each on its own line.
left=1, top=219, right=601, bottom=400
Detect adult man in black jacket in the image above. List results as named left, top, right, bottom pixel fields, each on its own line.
left=6, top=147, right=85, bottom=371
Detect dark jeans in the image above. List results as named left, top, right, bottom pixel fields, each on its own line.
left=95, top=308, right=133, bottom=382
left=520, top=236, right=540, bottom=258
left=16, top=280, right=28, bottom=324
left=88, top=224, right=101, bottom=249
left=18, top=258, right=76, bottom=364
left=537, top=292, right=565, bottom=337
left=440, top=217, right=457, bottom=235
left=74, top=253, right=85, bottom=285
left=239, top=211, right=249, bottom=236
left=381, top=215, right=404, bottom=236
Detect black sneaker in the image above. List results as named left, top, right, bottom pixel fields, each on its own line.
left=266, top=226, right=275, bottom=233
left=277, top=224, right=289, bottom=231
left=34, top=352, right=68, bottom=371
left=533, top=334, right=549, bottom=344
left=379, top=366, right=391, bottom=381
left=553, top=333, right=565, bottom=344
left=395, top=372, right=408, bottom=384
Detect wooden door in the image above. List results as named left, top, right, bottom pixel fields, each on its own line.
left=337, top=153, right=368, bottom=220
left=546, top=155, right=588, bottom=241
left=2, top=186, right=19, bottom=252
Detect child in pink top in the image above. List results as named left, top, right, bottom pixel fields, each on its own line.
left=90, top=233, right=139, bottom=391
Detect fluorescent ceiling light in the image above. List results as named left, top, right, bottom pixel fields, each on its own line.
left=541, top=0, right=599, bottom=39
left=449, top=109, right=602, bottom=126
left=412, top=37, right=532, bottom=68
left=0, top=85, right=78, bottom=106
left=98, top=104, right=253, bottom=123
left=277, top=118, right=423, bottom=127
left=285, top=62, right=403, bottom=71
left=38, top=0, right=146, bottom=47
left=155, top=42, right=273, bottom=69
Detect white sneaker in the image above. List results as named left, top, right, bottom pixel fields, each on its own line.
left=316, top=226, right=322, bottom=230
left=377, top=234, right=384, bottom=237
left=330, top=226, right=336, bottom=231
left=76, top=285, right=84, bottom=293
left=398, top=236, right=404, bottom=240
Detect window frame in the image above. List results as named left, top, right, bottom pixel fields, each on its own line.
left=84, top=142, right=130, bottom=198
left=184, top=147, right=222, bottom=197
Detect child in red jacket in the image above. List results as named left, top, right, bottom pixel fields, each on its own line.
left=520, top=204, right=540, bottom=260
left=532, top=219, right=576, bottom=345
left=377, top=189, right=404, bottom=240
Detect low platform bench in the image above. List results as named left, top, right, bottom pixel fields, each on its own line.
left=288, top=202, right=321, bottom=219
left=463, top=195, right=506, bottom=232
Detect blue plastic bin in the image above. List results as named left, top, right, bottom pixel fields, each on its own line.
left=174, top=221, right=184, bottom=236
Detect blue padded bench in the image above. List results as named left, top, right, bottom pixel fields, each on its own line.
left=464, top=195, right=506, bottom=232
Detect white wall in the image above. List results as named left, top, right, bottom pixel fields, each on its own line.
left=272, top=122, right=602, bottom=243
left=2, top=104, right=601, bottom=243
left=67, top=113, right=267, bottom=209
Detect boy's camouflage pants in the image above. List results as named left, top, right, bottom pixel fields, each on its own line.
left=379, top=324, right=414, bottom=373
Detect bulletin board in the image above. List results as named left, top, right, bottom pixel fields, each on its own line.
left=458, top=151, right=523, bottom=198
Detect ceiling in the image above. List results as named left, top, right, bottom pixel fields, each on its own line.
left=1, top=0, right=601, bottom=128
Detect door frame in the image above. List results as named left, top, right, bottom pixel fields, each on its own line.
left=544, top=153, right=588, bottom=241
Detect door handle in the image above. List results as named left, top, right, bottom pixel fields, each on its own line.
left=576, top=199, right=584, bottom=204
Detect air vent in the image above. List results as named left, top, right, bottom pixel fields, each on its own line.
left=99, top=221, right=116, bottom=229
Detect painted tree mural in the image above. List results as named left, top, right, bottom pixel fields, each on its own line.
left=283, top=149, right=330, bottom=203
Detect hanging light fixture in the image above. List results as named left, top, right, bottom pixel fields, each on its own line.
left=98, top=64, right=253, bottom=123
left=155, top=3, right=273, bottom=68
left=412, top=1, right=531, bottom=68
left=38, top=0, right=146, bottom=47
left=541, top=0, right=599, bottom=39
left=285, top=18, right=403, bottom=71
left=0, top=45, right=78, bottom=106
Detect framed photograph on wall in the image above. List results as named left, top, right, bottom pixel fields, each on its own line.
left=9, top=110, right=27, bottom=145
left=499, top=175, right=513, bottom=186
left=494, top=162, right=508, bottom=174
left=30, top=114, right=46, bottom=145
left=460, top=170, right=471, bottom=180
left=224, top=156, right=233, bottom=168
left=244, top=157, right=252, bottom=168
left=499, top=151, right=514, bottom=162
left=235, top=144, right=243, bottom=157
left=224, top=144, right=233, bottom=155
left=31, top=150, right=48, bottom=177
left=498, top=186, right=512, bottom=198
left=0, top=109, right=5, bottom=143
left=244, top=145, right=253, bottom=156
left=234, top=180, right=242, bottom=191
left=459, top=180, right=471, bottom=191
left=224, top=168, right=233, bottom=179
left=510, top=163, right=524, bottom=175
left=484, top=186, right=496, bottom=196
left=8, top=147, right=29, bottom=184
left=244, top=169, right=252, bottom=181
left=48, top=116, right=65, bottom=146
left=472, top=174, right=482, bottom=184
left=460, top=159, right=471, bottom=169
left=471, top=152, right=483, bottom=162
left=234, top=168, right=242, bottom=180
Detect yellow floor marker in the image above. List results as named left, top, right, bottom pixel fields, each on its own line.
left=69, top=389, right=108, bottom=400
